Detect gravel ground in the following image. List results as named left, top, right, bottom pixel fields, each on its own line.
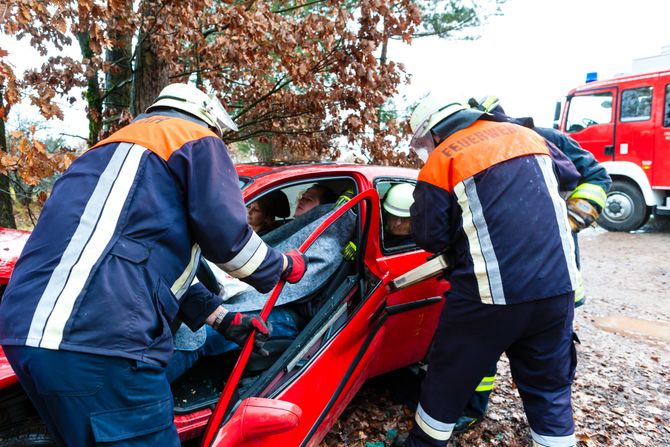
left=322, top=219, right=670, bottom=447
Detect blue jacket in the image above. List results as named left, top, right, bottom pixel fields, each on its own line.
left=0, top=112, right=284, bottom=366
left=494, top=113, right=611, bottom=207
left=535, top=127, right=611, bottom=208
left=411, top=111, right=581, bottom=305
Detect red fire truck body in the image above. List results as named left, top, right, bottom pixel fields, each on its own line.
left=557, top=69, right=670, bottom=231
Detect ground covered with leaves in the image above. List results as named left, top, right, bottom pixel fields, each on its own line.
left=322, top=221, right=670, bottom=446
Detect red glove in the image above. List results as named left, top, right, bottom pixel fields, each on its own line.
left=282, top=249, right=308, bottom=283
left=215, top=312, right=271, bottom=356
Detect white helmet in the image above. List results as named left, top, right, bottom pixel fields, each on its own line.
left=383, top=183, right=415, bottom=218
left=146, top=83, right=238, bottom=135
left=409, top=93, right=466, bottom=162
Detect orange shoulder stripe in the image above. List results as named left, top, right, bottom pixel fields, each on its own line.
left=89, top=116, right=217, bottom=161
left=418, top=121, right=550, bottom=191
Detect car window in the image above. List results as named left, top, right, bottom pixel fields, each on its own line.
left=620, top=86, right=653, bottom=122
left=236, top=179, right=362, bottom=395
left=375, top=179, right=418, bottom=255
left=565, top=92, right=613, bottom=133
left=238, top=177, right=251, bottom=189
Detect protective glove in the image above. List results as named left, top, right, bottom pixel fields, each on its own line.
left=342, top=241, right=357, bottom=262
left=334, top=189, right=355, bottom=208
left=281, top=249, right=308, bottom=283
left=566, top=198, right=601, bottom=233
left=216, top=312, right=272, bottom=356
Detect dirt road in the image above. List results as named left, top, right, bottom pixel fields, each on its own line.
left=323, top=221, right=670, bottom=446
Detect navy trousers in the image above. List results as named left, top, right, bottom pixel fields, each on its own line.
left=4, top=346, right=179, bottom=447
left=461, top=234, right=584, bottom=422
left=407, top=293, right=577, bottom=447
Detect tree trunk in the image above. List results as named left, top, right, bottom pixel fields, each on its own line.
left=0, top=88, right=17, bottom=229
left=132, top=28, right=169, bottom=115
left=104, top=0, right=134, bottom=130
left=77, top=31, right=103, bottom=146
left=380, top=35, right=388, bottom=65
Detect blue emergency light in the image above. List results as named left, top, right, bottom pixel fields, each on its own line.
left=586, top=72, right=598, bottom=83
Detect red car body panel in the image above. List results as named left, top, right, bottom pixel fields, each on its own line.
left=0, top=163, right=449, bottom=447
left=0, top=228, right=30, bottom=286
left=0, top=229, right=31, bottom=388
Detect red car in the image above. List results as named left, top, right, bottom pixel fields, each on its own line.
left=0, top=163, right=449, bottom=446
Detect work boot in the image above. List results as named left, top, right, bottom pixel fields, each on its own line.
left=453, top=414, right=480, bottom=434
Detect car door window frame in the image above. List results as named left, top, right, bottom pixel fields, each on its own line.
left=217, top=189, right=377, bottom=423
left=374, top=177, right=420, bottom=255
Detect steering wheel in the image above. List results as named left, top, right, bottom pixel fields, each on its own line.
left=581, top=118, right=597, bottom=127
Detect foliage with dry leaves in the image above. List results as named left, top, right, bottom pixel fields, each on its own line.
left=1, top=1, right=507, bottom=158
left=1, top=0, right=426, bottom=161
left=0, top=0, right=505, bottom=227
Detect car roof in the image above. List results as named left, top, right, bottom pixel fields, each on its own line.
left=236, top=162, right=418, bottom=184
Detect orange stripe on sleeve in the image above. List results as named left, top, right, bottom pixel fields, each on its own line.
left=418, top=121, right=550, bottom=191
left=90, top=116, right=217, bottom=160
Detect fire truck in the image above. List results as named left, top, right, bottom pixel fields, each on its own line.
left=555, top=69, right=670, bottom=231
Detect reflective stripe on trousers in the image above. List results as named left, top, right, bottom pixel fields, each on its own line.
left=474, top=375, right=495, bottom=392
left=532, top=429, right=576, bottom=447
left=414, top=403, right=454, bottom=442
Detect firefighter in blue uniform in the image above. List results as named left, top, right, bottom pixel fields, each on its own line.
left=401, top=93, right=582, bottom=447
left=452, top=95, right=612, bottom=433
left=0, top=83, right=307, bottom=446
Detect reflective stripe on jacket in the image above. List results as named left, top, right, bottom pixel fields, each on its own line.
left=0, top=114, right=283, bottom=365
left=411, top=118, right=581, bottom=305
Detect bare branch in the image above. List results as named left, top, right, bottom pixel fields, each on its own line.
left=272, top=0, right=327, bottom=14
left=59, top=132, right=88, bottom=141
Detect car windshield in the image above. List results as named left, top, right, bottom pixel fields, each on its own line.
left=565, top=92, right=612, bottom=132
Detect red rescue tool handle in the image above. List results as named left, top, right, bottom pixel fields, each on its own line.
left=201, top=188, right=380, bottom=446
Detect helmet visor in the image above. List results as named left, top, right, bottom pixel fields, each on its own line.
left=409, top=129, right=436, bottom=163
left=205, top=97, right=238, bottom=134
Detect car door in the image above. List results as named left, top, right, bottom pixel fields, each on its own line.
left=204, top=188, right=393, bottom=447
left=564, top=88, right=617, bottom=162
left=366, top=179, right=448, bottom=377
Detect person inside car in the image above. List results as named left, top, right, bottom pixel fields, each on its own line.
left=247, top=190, right=290, bottom=235
left=294, top=184, right=338, bottom=217
left=247, top=196, right=276, bottom=234
left=168, top=185, right=353, bottom=383
left=382, top=183, right=416, bottom=248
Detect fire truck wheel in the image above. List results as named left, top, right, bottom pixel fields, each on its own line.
left=598, top=180, right=649, bottom=232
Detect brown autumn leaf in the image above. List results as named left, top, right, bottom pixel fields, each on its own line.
left=37, top=191, right=48, bottom=205
left=2, top=0, right=424, bottom=162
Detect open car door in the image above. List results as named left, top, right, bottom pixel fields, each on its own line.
left=202, top=188, right=391, bottom=447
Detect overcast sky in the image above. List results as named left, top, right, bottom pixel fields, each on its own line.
left=391, top=0, right=670, bottom=127
left=2, top=0, right=670, bottom=141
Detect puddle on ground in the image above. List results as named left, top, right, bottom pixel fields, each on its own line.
left=592, top=315, right=670, bottom=341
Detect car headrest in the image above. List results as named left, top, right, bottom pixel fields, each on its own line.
left=268, top=190, right=290, bottom=219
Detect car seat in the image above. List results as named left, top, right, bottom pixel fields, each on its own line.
left=268, top=190, right=290, bottom=220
